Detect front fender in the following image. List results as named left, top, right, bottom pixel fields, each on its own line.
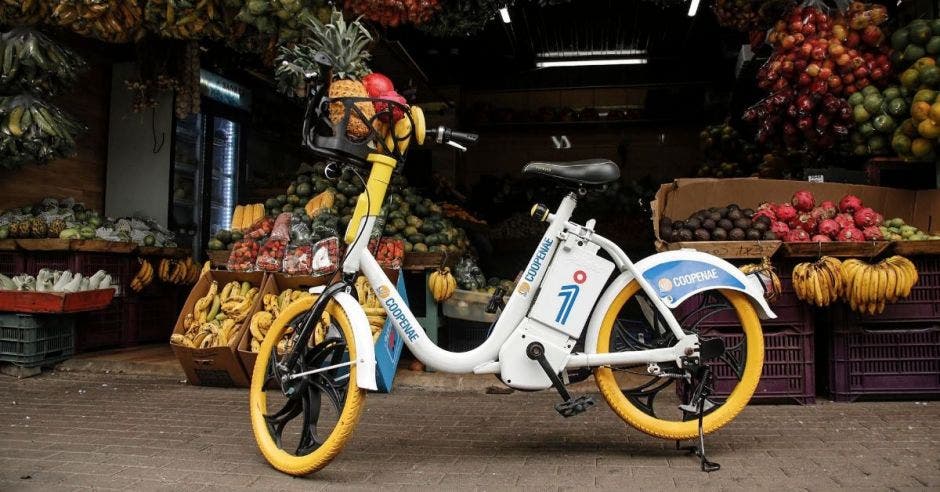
left=584, top=250, right=775, bottom=353
left=332, top=291, right=378, bottom=391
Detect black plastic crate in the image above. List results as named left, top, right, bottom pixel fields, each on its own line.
left=124, top=295, right=177, bottom=345
left=0, top=251, right=24, bottom=276
left=24, top=251, right=72, bottom=275
left=74, top=299, right=124, bottom=353
left=0, top=313, right=74, bottom=366
left=829, top=321, right=940, bottom=402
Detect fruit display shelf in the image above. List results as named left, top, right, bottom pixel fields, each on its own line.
left=0, top=239, right=15, bottom=251
left=657, top=240, right=782, bottom=259
left=780, top=240, right=891, bottom=258
left=892, top=240, right=940, bottom=256
left=402, top=252, right=458, bottom=271
left=0, top=288, right=115, bottom=314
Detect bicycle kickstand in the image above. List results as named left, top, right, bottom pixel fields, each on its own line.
left=676, top=366, right=720, bottom=473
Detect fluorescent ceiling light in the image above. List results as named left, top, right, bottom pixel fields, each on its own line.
left=499, top=7, right=511, bottom=23
left=537, top=49, right=646, bottom=58
left=688, top=0, right=700, bottom=16
left=536, top=58, right=648, bottom=68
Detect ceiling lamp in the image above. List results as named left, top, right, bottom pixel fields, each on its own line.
left=535, top=49, right=648, bottom=68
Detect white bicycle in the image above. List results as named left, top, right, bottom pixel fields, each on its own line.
left=249, top=56, right=776, bottom=475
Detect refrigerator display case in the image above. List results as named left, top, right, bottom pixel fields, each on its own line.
left=170, top=72, right=250, bottom=257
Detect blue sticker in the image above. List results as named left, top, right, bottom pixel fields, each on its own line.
left=642, top=260, right=744, bottom=305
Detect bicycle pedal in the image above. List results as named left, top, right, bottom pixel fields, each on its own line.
left=554, top=395, right=595, bottom=418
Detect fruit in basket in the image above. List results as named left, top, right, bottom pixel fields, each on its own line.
left=792, top=256, right=844, bottom=307
left=428, top=267, right=457, bottom=302
left=791, top=190, right=815, bottom=212
left=841, top=255, right=919, bottom=314
left=837, top=226, right=864, bottom=241
left=46, top=219, right=66, bottom=238
left=174, top=279, right=260, bottom=349
left=853, top=207, right=878, bottom=228
left=363, top=72, right=394, bottom=98
left=375, top=90, right=408, bottom=122
left=306, top=9, right=375, bottom=140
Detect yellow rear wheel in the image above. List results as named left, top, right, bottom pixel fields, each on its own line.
left=594, top=282, right=764, bottom=440
left=249, top=297, right=366, bottom=476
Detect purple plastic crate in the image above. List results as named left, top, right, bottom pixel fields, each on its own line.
left=123, top=295, right=177, bottom=345
left=0, top=251, right=24, bottom=276
left=696, top=321, right=815, bottom=405
left=829, top=321, right=940, bottom=402
left=74, top=299, right=124, bottom=353
left=24, top=252, right=72, bottom=275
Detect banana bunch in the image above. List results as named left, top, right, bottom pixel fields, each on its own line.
left=171, top=279, right=259, bottom=348
left=0, top=0, right=49, bottom=29
left=52, top=1, right=146, bottom=44
left=0, top=95, right=84, bottom=170
left=739, top=257, right=782, bottom=302
left=842, top=256, right=919, bottom=315
left=144, top=0, right=225, bottom=40
left=130, top=259, right=154, bottom=293
left=248, top=288, right=317, bottom=353
left=355, top=276, right=388, bottom=343
left=0, top=28, right=87, bottom=96
left=792, top=256, right=844, bottom=307
left=158, top=258, right=199, bottom=285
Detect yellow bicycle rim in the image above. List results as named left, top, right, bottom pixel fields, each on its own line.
left=594, top=282, right=764, bottom=440
left=249, top=297, right=366, bottom=476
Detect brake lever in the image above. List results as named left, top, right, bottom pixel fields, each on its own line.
left=445, top=140, right=468, bottom=151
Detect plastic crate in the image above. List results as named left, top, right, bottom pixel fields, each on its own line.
left=0, top=313, right=74, bottom=366
left=24, top=251, right=72, bottom=275
left=124, top=295, right=177, bottom=345
left=829, top=321, right=940, bottom=402
left=0, top=251, right=24, bottom=276
left=73, top=253, right=132, bottom=297
left=442, top=317, right=492, bottom=352
left=73, top=299, right=124, bottom=353
left=442, top=289, right=503, bottom=323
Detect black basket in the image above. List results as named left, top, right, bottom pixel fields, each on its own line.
left=303, top=93, right=416, bottom=165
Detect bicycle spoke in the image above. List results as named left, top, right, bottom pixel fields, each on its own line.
left=296, top=386, right=323, bottom=456
left=264, top=396, right=303, bottom=448
left=622, top=378, right=674, bottom=418
left=312, top=375, right=344, bottom=411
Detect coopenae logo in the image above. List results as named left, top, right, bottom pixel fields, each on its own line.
left=658, top=278, right=673, bottom=292
left=376, top=285, right=391, bottom=298
left=517, top=282, right=530, bottom=295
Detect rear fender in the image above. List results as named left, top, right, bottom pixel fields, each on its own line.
left=584, top=250, right=775, bottom=353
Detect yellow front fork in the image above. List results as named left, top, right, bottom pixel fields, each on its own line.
left=344, top=153, right=398, bottom=244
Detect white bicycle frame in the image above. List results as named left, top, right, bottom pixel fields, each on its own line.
left=338, top=192, right=774, bottom=391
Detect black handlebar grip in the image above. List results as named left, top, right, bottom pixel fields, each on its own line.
left=446, top=129, right=479, bottom=146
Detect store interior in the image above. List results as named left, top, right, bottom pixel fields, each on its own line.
left=0, top=0, right=938, bottom=402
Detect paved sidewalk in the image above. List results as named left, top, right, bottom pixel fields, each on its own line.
left=0, top=372, right=938, bottom=491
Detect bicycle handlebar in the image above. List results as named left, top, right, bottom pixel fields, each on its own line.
left=426, top=125, right=479, bottom=151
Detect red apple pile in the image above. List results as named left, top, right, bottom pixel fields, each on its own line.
left=744, top=3, right=893, bottom=150
left=757, top=190, right=886, bottom=242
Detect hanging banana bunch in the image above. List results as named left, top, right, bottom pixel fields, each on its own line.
left=51, top=1, right=146, bottom=44
left=738, top=257, right=782, bottom=303
left=0, top=28, right=88, bottom=97
left=144, top=0, right=225, bottom=40
left=841, top=256, right=919, bottom=315
left=792, top=256, right=844, bottom=307
left=130, top=258, right=155, bottom=292
left=0, top=0, right=49, bottom=27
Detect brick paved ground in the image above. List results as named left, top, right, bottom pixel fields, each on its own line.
left=0, top=372, right=938, bottom=491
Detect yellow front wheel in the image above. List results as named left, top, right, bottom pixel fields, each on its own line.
left=594, top=282, right=764, bottom=440
left=249, top=297, right=366, bottom=476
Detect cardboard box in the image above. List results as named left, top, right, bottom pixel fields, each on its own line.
left=652, top=178, right=940, bottom=258
left=237, top=270, right=407, bottom=393
left=170, top=270, right=265, bottom=387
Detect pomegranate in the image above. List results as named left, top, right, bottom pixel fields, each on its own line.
left=789, top=213, right=817, bottom=233
left=862, top=226, right=883, bottom=240
left=838, top=194, right=863, bottom=214
left=775, top=203, right=798, bottom=223
left=374, top=90, right=408, bottom=122
left=790, top=190, right=815, bottom=212
left=837, top=226, right=864, bottom=241
left=853, top=207, right=877, bottom=228
left=771, top=221, right=790, bottom=237
left=809, top=206, right=830, bottom=222
left=834, top=213, right=855, bottom=230
left=787, top=229, right=810, bottom=242
left=362, top=73, right=395, bottom=98
left=817, top=219, right=840, bottom=238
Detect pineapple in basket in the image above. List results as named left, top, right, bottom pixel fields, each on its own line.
left=305, top=9, right=375, bottom=140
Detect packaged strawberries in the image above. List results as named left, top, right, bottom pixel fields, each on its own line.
left=244, top=216, right=274, bottom=240
left=282, top=243, right=313, bottom=275
left=270, top=212, right=293, bottom=241
left=370, top=237, right=404, bottom=269
left=310, top=237, right=342, bottom=276
left=227, top=239, right=260, bottom=272
left=255, top=238, right=288, bottom=272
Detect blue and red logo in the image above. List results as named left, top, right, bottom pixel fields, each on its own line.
left=555, top=270, right=586, bottom=325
